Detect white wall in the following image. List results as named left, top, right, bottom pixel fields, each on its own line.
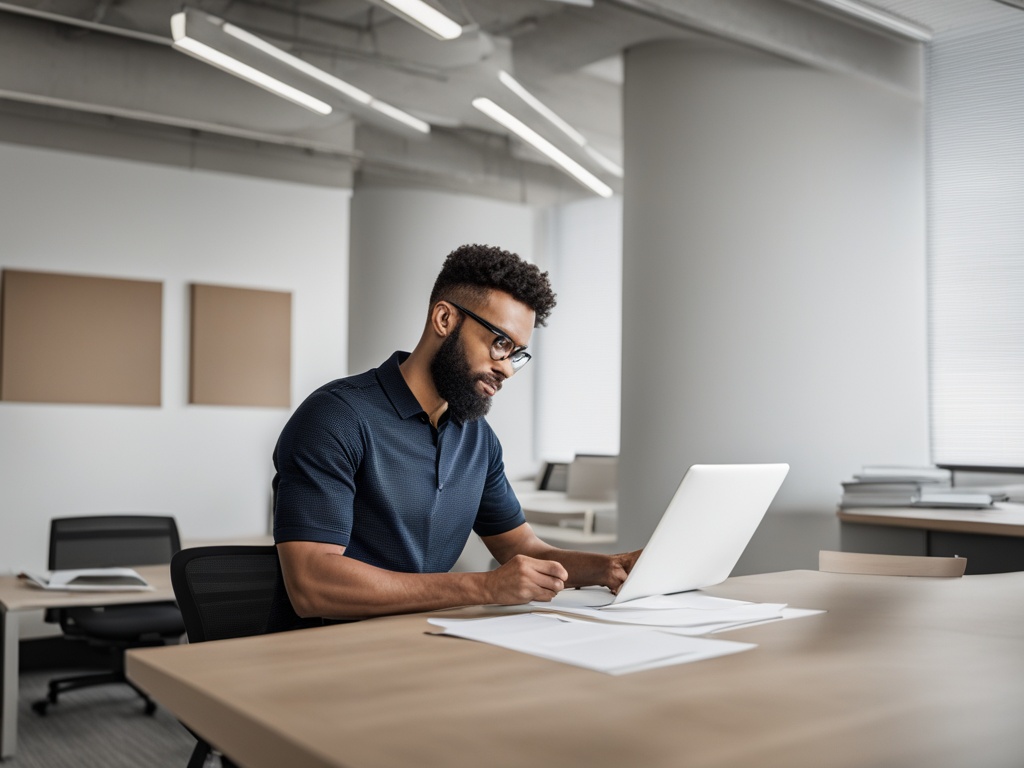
left=348, top=186, right=539, bottom=480
left=619, top=39, right=929, bottom=569
left=535, top=196, right=623, bottom=462
left=0, top=143, right=350, bottom=576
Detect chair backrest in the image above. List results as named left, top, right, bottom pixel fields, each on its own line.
left=48, top=515, right=182, bottom=569
left=566, top=454, right=619, bottom=501
left=537, top=461, right=569, bottom=492
left=170, top=546, right=281, bottom=643
left=819, top=550, right=966, bottom=577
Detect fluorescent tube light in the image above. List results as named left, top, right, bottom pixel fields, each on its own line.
left=222, top=23, right=373, bottom=105
left=472, top=97, right=612, bottom=198
left=368, top=100, right=431, bottom=134
left=373, top=0, right=463, bottom=41
left=170, top=13, right=332, bottom=115
left=584, top=146, right=624, bottom=179
left=499, top=70, right=622, bottom=179
left=498, top=71, right=586, bottom=147
left=170, top=13, right=331, bottom=116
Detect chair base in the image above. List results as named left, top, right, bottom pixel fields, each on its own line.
left=31, top=670, right=157, bottom=716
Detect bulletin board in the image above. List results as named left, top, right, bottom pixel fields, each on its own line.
left=189, top=283, right=291, bottom=408
left=0, top=269, right=162, bottom=406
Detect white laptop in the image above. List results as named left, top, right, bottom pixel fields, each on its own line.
left=549, top=463, right=790, bottom=608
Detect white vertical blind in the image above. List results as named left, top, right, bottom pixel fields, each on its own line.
left=927, top=18, right=1024, bottom=468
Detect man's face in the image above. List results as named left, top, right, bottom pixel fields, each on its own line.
left=430, top=291, right=535, bottom=422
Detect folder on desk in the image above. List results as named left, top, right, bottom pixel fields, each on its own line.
left=20, top=568, right=153, bottom=591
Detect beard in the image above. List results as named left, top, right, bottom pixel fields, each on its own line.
left=430, top=322, right=494, bottom=423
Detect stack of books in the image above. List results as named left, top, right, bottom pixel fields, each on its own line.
left=840, top=466, right=1008, bottom=509
left=840, top=466, right=951, bottom=508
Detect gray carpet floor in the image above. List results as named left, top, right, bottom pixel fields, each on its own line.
left=14, top=668, right=214, bottom=768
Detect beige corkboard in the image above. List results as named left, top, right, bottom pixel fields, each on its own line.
left=0, top=270, right=162, bottom=406
left=190, top=284, right=291, bottom=407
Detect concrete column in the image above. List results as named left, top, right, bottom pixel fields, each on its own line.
left=618, top=38, right=927, bottom=566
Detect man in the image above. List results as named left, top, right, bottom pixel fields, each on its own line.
left=269, top=244, right=638, bottom=631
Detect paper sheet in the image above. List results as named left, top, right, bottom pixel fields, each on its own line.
left=429, top=613, right=755, bottom=675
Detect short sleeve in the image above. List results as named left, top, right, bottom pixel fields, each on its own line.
left=273, top=390, right=365, bottom=546
left=472, top=430, right=526, bottom=537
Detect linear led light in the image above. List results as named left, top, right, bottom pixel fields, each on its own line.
left=221, top=19, right=427, bottom=133
left=372, top=0, right=463, bottom=41
left=222, top=23, right=373, bottom=105
left=368, top=100, right=431, bottom=134
left=472, top=97, right=613, bottom=198
left=498, top=71, right=586, bottom=146
left=170, top=12, right=332, bottom=115
left=499, top=70, right=622, bottom=179
left=812, top=0, right=932, bottom=41
left=584, top=145, right=624, bottom=179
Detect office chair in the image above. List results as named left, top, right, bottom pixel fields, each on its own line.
left=32, top=515, right=186, bottom=716
left=170, top=545, right=282, bottom=768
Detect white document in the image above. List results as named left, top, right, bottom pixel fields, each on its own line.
left=20, top=567, right=153, bottom=591
left=533, top=589, right=785, bottom=628
left=428, top=613, right=755, bottom=675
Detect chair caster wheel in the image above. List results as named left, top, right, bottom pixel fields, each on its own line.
left=144, top=701, right=157, bottom=716
left=31, top=701, right=49, bottom=716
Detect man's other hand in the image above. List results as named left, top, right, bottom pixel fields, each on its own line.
left=607, top=549, right=643, bottom=594
left=484, top=554, right=568, bottom=604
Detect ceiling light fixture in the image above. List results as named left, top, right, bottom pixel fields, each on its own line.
left=221, top=19, right=429, bottom=134
left=170, top=12, right=332, bottom=115
left=584, top=146, right=624, bottom=178
left=170, top=10, right=430, bottom=135
left=369, top=0, right=463, bottom=41
left=498, top=71, right=586, bottom=146
left=498, top=70, right=622, bottom=179
left=472, top=97, right=613, bottom=198
left=221, top=23, right=373, bottom=105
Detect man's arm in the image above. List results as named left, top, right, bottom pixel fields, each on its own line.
left=277, top=540, right=569, bottom=620
left=481, top=523, right=642, bottom=593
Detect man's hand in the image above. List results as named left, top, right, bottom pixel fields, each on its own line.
left=606, top=549, right=643, bottom=594
left=483, top=554, right=568, bottom=604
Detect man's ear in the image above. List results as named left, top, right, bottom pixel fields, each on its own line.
left=431, top=301, right=457, bottom=337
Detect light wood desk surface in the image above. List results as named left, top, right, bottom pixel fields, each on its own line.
left=0, top=564, right=176, bottom=759
left=838, top=501, right=1024, bottom=537
left=127, top=569, right=1024, bottom=768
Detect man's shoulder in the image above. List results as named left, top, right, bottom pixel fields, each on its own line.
left=319, top=367, right=379, bottom=397
left=291, top=368, right=386, bottom=424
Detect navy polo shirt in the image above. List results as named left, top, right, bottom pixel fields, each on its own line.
left=272, top=351, right=525, bottom=575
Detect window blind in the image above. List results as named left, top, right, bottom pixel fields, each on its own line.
left=927, top=18, right=1024, bottom=468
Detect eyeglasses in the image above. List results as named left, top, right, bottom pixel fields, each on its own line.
left=447, top=301, right=532, bottom=371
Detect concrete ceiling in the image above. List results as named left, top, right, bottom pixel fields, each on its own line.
left=0, top=0, right=1018, bottom=202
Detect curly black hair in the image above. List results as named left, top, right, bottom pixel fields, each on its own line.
left=429, top=244, right=557, bottom=327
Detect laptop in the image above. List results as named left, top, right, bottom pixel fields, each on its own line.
left=549, top=463, right=790, bottom=608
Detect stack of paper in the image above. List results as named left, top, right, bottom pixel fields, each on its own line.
left=428, top=613, right=755, bottom=675
left=429, top=591, right=823, bottom=675
left=536, top=591, right=796, bottom=635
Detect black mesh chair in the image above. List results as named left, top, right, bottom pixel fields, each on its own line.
left=33, top=515, right=186, bottom=716
left=170, top=545, right=282, bottom=768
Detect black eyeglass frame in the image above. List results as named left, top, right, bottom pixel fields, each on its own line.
left=447, top=301, right=533, bottom=371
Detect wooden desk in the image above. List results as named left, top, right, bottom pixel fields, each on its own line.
left=127, top=570, right=1024, bottom=768
left=839, top=502, right=1024, bottom=573
left=0, top=564, right=176, bottom=759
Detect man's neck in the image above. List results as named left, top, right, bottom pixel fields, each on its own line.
left=399, top=349, right=447, bottom=426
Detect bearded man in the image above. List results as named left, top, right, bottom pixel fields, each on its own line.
left=268, top=244, right=638, bottom=631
